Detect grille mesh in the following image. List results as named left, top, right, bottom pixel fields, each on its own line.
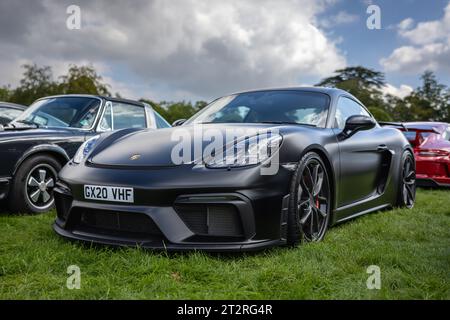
left=175, top=204, right=244, bottom=237
left=79, top=210, right=162, bottom=236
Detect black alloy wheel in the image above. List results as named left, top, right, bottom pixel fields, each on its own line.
left=399, top=151, right=416, bottom=209
left=288, top=152, right=331, bottom=245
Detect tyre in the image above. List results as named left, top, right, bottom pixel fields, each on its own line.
left=9, top=154, right=61, bottom=214
left=287, top=152, right=331, bottom=246
left=396, top=150, right=416, bottom=209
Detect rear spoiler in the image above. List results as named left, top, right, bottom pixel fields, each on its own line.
left=378, top=121, right=409, bottom=131
left=378, top=121, right=440, bottom=134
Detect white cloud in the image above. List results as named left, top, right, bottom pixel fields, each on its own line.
left=382, top=83, right=413, bottom=99
left=0, top=0, right=347, bottom=101
left=397, top=18, right=414, bottom=31
left=318, top=10, right=359, bottom=28
left=381, top=2, right=450, bottom=73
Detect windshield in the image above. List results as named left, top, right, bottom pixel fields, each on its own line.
left=14, top=97, right=101, bottom=129
left=185, top=90, right=330, bottom=127
left=0, top=107, right=23, bottom=120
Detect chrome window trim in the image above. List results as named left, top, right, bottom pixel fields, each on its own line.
left=97, top=101, right=113, bottom=132
left=143, top=103, right=157, bottom=129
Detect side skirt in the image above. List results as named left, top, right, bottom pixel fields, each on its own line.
left=334, top=204, right=391, bottom=224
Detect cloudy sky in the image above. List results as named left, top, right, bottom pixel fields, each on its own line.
left=0, top=0, right=449, bottom=102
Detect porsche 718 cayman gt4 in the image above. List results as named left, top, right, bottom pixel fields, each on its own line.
left=53, top=87, right=416, bottom=251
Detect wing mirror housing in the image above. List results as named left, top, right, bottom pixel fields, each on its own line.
left=341, top=115, right=376, bottom=139
left=172, top=119, right=186, bottom=127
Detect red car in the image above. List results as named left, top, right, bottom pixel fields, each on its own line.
left=400, top=122, right=450, bottom=187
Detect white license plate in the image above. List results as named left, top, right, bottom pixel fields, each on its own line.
left=84, top=185, right=134, bottom=203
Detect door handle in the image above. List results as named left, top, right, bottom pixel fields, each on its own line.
left=377, top=144, right=388, bottom=152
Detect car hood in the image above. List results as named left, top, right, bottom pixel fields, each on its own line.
left=90, top=124, right=290, bottom=167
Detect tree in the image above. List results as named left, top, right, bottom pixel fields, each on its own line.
left=139, top=99, right=170, bottom=121
left=317, top=66, right=385, bottom=89
left=140, top=99, right=208, bottom=124
left=0, top=86, right=11, bottom=101
left=161, top=101, right=199, bottom=124
left=59, top=65, right=111, bottom=96
left=10, top=64, right=58, bottom=105
left=368, top=106, right=393, bottom=122
left=316, top=66, right=389, bottom=119
left=411, top=71, right=450, bottom=122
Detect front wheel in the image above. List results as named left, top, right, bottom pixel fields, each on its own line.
left=396, top=151, right=416, bottom=209
left=287, top=152, right=331, bottom=246
left=9, top=155, right=61, bottom=214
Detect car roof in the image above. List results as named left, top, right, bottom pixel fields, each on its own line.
left=229, top=86, right=349, bottom=97
left=34, top=94, right=146, bottom=107
left=0, top=102, right=27, bottom=110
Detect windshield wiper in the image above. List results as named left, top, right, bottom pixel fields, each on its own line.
left=260, top=121, right=317, bottom=127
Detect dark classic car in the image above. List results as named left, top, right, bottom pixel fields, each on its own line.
left=0, top=102, right=26, bottom=125
left=0, top=95, right=170, bottom=213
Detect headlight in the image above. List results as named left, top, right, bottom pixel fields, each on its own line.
left=205, top=134, right=282, bottom=168
left=73, top=135, right=100, bottom=164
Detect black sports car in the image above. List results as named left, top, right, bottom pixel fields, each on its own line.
left=0, top=95, right=170, bottom=213
left=0, top=102, right=26, bottom=125
left=53, top=87, right=416, bottom=251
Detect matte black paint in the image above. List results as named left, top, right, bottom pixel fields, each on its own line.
left=53, top=88, right=412, bottom=251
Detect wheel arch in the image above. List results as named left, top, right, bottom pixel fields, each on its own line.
left=298, top=144, right=337, bottom=223
left=13, top=145, right=70, bottom=176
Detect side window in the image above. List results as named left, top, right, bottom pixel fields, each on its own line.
left=334, top=97, right=371, bottom=129
left=113, top=103, right=146, bottom=130
left=154, top=111, right=171, bottom=128
left=98, top=102, right=146, bottom=131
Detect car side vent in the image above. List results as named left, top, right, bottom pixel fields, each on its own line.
left=175, top=204, right=244, bottom=237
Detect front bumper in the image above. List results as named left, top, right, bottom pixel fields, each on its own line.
left=53, top=163, right=293, bottom=252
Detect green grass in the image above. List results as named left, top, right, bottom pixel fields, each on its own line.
left=0, top=189, right=449, bottom=300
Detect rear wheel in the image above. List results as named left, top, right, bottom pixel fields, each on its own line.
left=9, top=155, right=61, bottom=214
left=396, top=151, right=416, bottom=209
left=287, top=152, right=331, bottom=246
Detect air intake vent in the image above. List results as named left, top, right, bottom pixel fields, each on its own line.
left=175, top=204, right=244, bottom=237
left=78, top=210, right=162, bottom=237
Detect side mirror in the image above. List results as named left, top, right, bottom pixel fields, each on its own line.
left=342, top=115, right=376, bottom=137
left=172, top=119, right=186, bottom=127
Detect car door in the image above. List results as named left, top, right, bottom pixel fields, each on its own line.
left=333, top=96, right=385, bottom=207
